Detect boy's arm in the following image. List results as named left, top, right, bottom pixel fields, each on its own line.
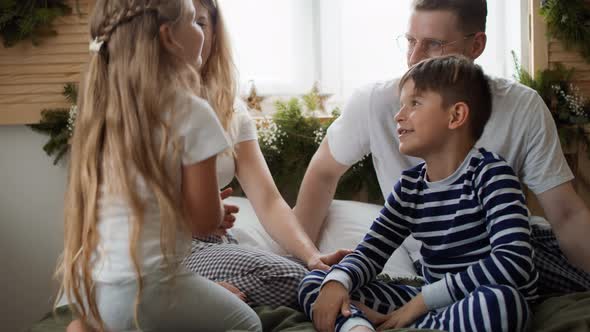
left=328, top=181, right=413, bottom=292
left=421, top=160, right=536, bottom=311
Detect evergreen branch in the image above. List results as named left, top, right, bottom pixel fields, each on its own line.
left=0, top=0, right=72, bottom=47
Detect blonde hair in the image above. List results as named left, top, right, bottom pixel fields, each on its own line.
left=54, top=0, right=199, bottom=330
left=198, top=0, right=237, bottom=132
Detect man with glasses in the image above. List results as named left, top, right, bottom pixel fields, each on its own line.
left=295, top=0, right=590, bottom=296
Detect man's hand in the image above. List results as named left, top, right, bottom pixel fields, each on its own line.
left=214, top=188, right=239, bottom=236
left=312, top=281, right=352, bottom=332
left=307, top=249, right=354, bottom=271
left=374, top=294, right=428, bottom=330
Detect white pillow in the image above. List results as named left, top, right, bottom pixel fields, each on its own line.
left=229, top=197, right=418, bottom=278
left=318, top=200, right=418, bottom=278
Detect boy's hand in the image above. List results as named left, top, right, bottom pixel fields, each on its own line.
left=313, top=281, right=352, bottom=332
left=376, top=293, right=428, bottom=330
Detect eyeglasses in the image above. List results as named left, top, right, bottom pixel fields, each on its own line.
left=396, top=33, right=477, bottom=57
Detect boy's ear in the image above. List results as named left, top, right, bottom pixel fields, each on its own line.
left=448, top=102, right=469, bottom=130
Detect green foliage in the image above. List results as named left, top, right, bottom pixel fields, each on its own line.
left=252, top=97, right=383, bottom=206
left=540, top=0, right=590, bottom=64
left=512, top=52, right=590, bottom=158
left=28, top=83, right=78, bottom=165
left=0, top=0, right=72, bottom=47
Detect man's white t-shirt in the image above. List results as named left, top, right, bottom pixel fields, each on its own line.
left=93, top=93, right=230, bottom=283
left=327, top=77, right=574, bottom=262
left=216, top=100, right=258, bottom=188
left=327, top=77, right=574, bottom=198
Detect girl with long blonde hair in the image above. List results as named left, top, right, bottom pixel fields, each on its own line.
left=182, top=0, right=351, bottom=308
left=56, top=0, right=261, bottom=331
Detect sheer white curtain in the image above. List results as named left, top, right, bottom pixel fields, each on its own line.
left=222, top=0, right=317, bottom=95
left=220, top=0, right=527, bottom=101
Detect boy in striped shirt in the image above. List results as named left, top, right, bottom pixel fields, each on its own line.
left=298, top=55, right=538, bottom=332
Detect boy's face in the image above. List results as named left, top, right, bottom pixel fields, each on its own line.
left=395, top=79, right=451, bottom=158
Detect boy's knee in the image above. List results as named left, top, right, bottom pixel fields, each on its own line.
left=473, top=285, right=529, bottom=332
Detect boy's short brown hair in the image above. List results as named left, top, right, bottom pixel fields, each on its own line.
left=412, top=0, right=487, bottom=33
left=399, top=55, right=492, bottom=141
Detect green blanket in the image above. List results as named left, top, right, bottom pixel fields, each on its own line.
left=29, top=292, right=590, bottom=332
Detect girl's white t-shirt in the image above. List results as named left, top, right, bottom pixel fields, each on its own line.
left=92, top=93, right=230, bottom=283
left=216, top=100, right=258, bottom=188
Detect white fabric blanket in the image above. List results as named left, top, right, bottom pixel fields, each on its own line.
left=228, top=197, right=419, bottom=279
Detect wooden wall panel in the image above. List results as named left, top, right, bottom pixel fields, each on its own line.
left=0, top=0, right=92, bottom=125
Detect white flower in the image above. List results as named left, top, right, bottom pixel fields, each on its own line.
left=561, top=14, right=568, bottom=24
left=257, top=117, right=285, bottom=153
left=67, top=105, right=77, bottom=137
left=313, top=127, right=326, bottom=145
left=553, top=84, right=589, bottom=119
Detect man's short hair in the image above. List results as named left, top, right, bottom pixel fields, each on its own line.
left=412, top=0, right=487, bottom=33
left=399, top=55, right=492, bottom=141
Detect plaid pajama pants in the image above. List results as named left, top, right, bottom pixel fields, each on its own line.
left=530, top=225, right=590, bottom=296
left=412, top=224, right=590, bottom=297
left=182, top=233, right=308, bottom=309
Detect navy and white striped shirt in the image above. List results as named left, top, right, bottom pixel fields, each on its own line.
left=325, top=148, right=539, bottom=310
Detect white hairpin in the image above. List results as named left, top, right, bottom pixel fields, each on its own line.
left=89, top=37, right=105, bottom=54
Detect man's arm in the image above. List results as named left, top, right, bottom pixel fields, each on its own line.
left=294, top=139, right=350, bottom=243
left=537, top=181, right=590, bottom=273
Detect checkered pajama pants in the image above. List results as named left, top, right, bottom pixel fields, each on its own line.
left=530, top=225, right=590, bottom=296
left=182, top=234, right=308, bottom=308
left=411, top=224, right=590, bottom=297
left=299, top=270, right=531, bottom=332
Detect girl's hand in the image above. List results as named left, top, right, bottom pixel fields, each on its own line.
left=307, top=249, right=354, bottom=271
left=214, top=188, right=239, bottom=236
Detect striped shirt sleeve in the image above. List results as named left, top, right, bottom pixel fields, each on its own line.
left=328, top=178, right=413, bottom=292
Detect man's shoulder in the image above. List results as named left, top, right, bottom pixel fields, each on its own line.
left=350, top=79, right=400, bottom=105
left=489, top=76, right=539, bottom=101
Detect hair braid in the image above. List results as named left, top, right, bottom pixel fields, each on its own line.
left=96, top=1, right=157, bottom=43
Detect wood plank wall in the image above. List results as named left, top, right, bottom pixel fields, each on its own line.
left=549, top=42, right=590, bottom=96
left=0, top=0, right=93, bottom=125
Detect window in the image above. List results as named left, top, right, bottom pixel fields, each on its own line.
left=221, top=0, right=528, bottom=102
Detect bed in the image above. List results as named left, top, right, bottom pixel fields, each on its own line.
left=29, top=198, right=590, bottom=331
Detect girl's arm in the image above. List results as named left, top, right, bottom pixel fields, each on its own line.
left=182, top=155, right=224, bottom=237
left=234, top=140, right=324, bottom=268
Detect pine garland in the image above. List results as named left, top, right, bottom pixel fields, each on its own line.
left=0, top=0, right=72, bottom=47
left=29, top=83, right=77, bottom=165
left=540, top=0, right=590, bottom=64
left=30, top=84, right=384, bottom=203
left=253, top=97, right=383, bottom=206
